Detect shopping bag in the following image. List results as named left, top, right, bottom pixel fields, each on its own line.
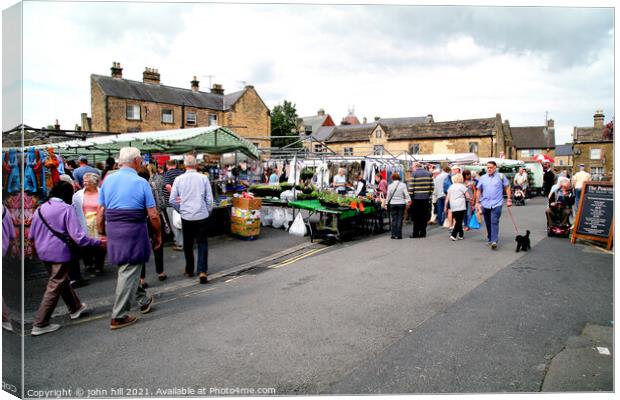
left=289, top=213, right=307, bottom=237
left=476, top=208, right=483, bottom=224
left=442, top=218, right=450, bottom=228
left=172, top=210, right=183, bottom=230
left=272, top=208, right=285, bottom=229
left=468, top=213, right=481, bottom=229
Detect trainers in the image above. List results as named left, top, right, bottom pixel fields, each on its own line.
left=110, top=315, right=138, bottom=330
left=457, top=235, right=464, bottom=240
left=140, top=296, right=155, bottom=314
left=2, top=321, right=13, bottom=332
left=31, top=323, right=61, bottom=336
left=450, top=236, right=457, bottom=241
left=199, top=272, right=208, bottom=284
left=172, top=245, right=183, bottom=252
left=491, top=242, right=497, bottom=250
left=69, top=303, right=88, bottom=320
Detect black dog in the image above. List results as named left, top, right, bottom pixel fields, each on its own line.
left=515, top=230, right=531, bottom=252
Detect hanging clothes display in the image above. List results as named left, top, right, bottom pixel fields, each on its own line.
left=5, top=149, right=21, bottom=194
left=43, top=147, right=60, bottom=190
left=24, top=147, right=41, bottom=194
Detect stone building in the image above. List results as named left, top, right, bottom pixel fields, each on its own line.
left=511, top=119, right=556, bottom=161
left=573, top=110, right=614, bottom=180
left=297, top=109, right=336, bottom=152
left=325, top=114, right=514, bottom=158
left=87, top=62, right=271, bottom=151
left=554, top=143, right=573, bottom=171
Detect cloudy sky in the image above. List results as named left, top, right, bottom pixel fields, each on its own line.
left=3, top=0, right=615, bottom=146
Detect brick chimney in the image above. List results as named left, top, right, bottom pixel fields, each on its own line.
left=547, top=118, right=554, bottom=128
left=363, top=117, right=367, bottom=124
left=111, top=62, right=123, bottom=79
left=143, top=67, right=160, bottom=85
left=210, top=83, right=224, bottom=95
left=191, top=76, right=200, bottom=92
left=317, top=108, right=325, bottom=117
left=594, top=110, right=605, bottom=128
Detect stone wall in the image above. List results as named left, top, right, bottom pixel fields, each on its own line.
left=573, top=142, right=614, bottom=178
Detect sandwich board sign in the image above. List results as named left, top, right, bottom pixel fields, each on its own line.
left=571, top=181, right=614, bottom=250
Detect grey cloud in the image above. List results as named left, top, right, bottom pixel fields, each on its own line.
left=65, top=3, right=192, bottom=50
left=316, top=6, right=613, bottom=69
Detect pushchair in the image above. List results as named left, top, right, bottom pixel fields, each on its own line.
left=512, top=185, right=526, bottom=206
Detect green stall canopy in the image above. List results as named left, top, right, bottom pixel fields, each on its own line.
left=35, top=126, right=259, bottom=161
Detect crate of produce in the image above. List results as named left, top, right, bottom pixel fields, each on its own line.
left=233, top=197, right=262, bottom=210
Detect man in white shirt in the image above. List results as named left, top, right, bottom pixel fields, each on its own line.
left=571, top=164, right=591, bottom=209
left=170, top=155, right=214, bottom=284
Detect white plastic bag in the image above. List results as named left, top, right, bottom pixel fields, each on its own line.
left=172, top=210, right=183, bottom=230
left=272, top=208, right=285, bottom=229
left=261, top=207, right=273, bottom=227
left=289, top=213, right=307, bottom=237
left=284, top=209, right=294, bottom=229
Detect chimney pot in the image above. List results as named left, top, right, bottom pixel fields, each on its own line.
left=143, top=67, right=161, bottom=85
left=210, top=83, right=225, bottom=95
left=111, top=61, right=123, bottom=79
left=191, top=76, right=200, bottom=92
left=594, top=110, right=605, bottom=128
left=317, top=108, right=325, bottom=117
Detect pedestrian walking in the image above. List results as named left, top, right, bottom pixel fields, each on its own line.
left=2, top=205, right=15, bottom=332
left=72, top=156, right=100, bottom=189
left=170, top=155, right=214, bottom=284
left=137, top=165, right=167, bottom=288
left=443, top=165, right=462, bottom=231
left=72, top=172, right=106, bottom=274
left=407, top=162, right=434, bottom=238
left=445, top=174, right=470, bottom=241
left=462, top=169, right=477, bottom=231
left=571, top=164, right=591, bottom=209
left=434, top=166, right=450, bottom=226
left=475, top=161, right=512, bottom=250
left=543, top=163, right=555, bottom=198
left=386, top=172, right=410, bottom=240
left=97, top=147, right=160, bottom=330
left=29, top=181, right=103, bottom=335
left=163, top=159, right=184, bottom=251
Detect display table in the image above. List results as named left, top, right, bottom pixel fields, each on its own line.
left=288, top=199, right=377, bottom=241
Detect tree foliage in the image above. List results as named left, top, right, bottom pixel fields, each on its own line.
left=271, top=100, right=301, bottom=149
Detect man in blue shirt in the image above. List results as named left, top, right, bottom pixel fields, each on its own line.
left=97, top=147, right=161, bottom=330
left=72, top=156, right=100, bottom=189
left=475, top=161, right=512, bottom=250
left=170, top=155, right=213, bottom=284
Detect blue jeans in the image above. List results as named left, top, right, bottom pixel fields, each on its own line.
left=390, top=204, right=405, bottom=238
left=575, top=188, right=582, bottom=210
left=437, top=197, right=446, bottom=225
left=482, top=205, right=503, bottom=243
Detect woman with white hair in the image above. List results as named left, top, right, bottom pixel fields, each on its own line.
left=333, top=168, right=348, bottom=195
left=73, top=172, right=105, bottom=274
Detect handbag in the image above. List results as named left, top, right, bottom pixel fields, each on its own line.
left=37, top=206, right=81, bottom=256
left=384, top=182, right=403, bottom=211
left=468, top=213, right=481, bottom=229
left=172, top=209, right=183, bottom=230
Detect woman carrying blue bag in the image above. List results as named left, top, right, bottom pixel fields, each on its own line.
left=463, top=169, right=479, bottom=230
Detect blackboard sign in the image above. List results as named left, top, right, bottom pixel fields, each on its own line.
left=572, top=181, right=614, bottom=250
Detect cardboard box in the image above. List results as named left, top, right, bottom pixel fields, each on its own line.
left=233, top=197, right=262, bottom=210
left=230, top=216, right=261, bottom=237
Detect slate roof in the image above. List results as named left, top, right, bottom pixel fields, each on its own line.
left=313, top=126, right=336, bottom=141
left=555, top=143, right=573, bottom=156
left=325, top=123, right=377, bottom=143
left=385, top=117, right=498, bottom=140
left=511, top=126, right=556, bottom=149
left=92, top=74, right=246, bottom=111
left=573, top=124, right=613, bottom=143
left=378, top=116, right=433, bottom=127
left=299, top=115, right=329, bottom=134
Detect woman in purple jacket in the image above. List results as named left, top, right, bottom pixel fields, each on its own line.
left=29, top=181, right=105, bottom=336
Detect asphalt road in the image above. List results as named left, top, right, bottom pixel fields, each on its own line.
left=13, top=197, right=614, bottom=396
